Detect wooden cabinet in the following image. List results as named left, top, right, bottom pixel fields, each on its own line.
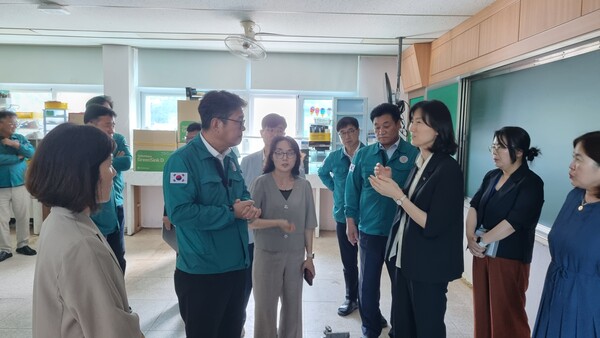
left=479, top=2, right=520, bottom=55
left=519, top=0, right=583, bottom=39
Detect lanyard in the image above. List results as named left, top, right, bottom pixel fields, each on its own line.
left=212, top=156, right=231, bottom=201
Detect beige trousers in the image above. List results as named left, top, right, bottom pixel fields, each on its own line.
left=253, top=248, right=305, bottom=338
left=0, top=186, right=30, bottom=252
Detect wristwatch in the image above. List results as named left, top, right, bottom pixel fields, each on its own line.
left=306, top=252, right=315, bottom=259
left=395, top=195, right=407, bottom=206
left=476, top=236, right=488, bottom=248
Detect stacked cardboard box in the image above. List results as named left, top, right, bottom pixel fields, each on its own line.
left=133, top=130, right=177, bottom=172
left=177, top=100, right=201, bottom=144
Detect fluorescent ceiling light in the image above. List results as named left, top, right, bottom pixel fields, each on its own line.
left=38, top=3, right=70, bottom=15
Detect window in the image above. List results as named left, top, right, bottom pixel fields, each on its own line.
left=56, top=92, right=103, bottom=113
left=141, top=93, right=185, bottom=130
left=9, top=91, right=52, bottom=113
left=250, top=96, right=297, bottom=136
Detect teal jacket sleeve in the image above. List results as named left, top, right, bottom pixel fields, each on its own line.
left=16, top=135, right=35, bottom=159
left=112, top=134, right=132, bottom=172
left=344, top=149, right=363, bottom=221
left=317, top=152, right=335, bottom=191
left=163, top=154, right=236, bottom=231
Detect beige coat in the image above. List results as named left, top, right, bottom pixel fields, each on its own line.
left=32, top=207, right=142, bottom=338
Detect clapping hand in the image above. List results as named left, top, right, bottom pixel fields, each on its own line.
left=374, top=162, right=392, bottom=178
left=368, top=174, right=403, bottom=200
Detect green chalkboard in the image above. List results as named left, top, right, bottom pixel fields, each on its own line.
left=409, top=96, right=424, bottom=107
left=466, top=50, right=600, bottom=226
left=427, top=83, right=459, bottom=128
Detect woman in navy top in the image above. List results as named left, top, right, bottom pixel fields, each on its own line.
left=533, top=131, right=600, bottom=338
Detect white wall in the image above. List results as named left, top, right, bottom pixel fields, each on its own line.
left=358, top=55, right=397, bottom=114
left=0, top=45, right=103, bottom=84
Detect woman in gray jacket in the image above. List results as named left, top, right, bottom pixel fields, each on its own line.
left=27, top=123, right=143, bottom=338
left=250, top=135, right=318, bottom=338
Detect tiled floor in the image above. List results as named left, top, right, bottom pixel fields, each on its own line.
left=0, top=228, right=474, bottom=337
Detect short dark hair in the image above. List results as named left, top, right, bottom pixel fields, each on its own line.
left=409, top=100, right=458, bottom=155
left=370, top=103, right=401, bottom=123
left=263, top=136, right=301, bottom=177
left=84, top=104, right=117, bottom=124
left=86, top=95, right=114, bottom=109
left=336, top=116, right=359, bottom=132
left=0, top=110, right=17, bottom=120
left=198, top=90, right=247, bottom=130
left=261, top=113, right=287, bottom=129
left=573, top=131, right=600, bottom=198
left=186, top=122, right=202, bottom=132
left=26, top=123, right=115, bottom=213
left=494, top=126, right=541, bottom=163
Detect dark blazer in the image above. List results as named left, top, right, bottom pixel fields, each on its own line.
left=386, top=152, right=464, bottom=283
left=470, top=163, right=544, bottom=263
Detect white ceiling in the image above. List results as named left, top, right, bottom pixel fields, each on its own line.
left=0, top=0, right=495, bottom=55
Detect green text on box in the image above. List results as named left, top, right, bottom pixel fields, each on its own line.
left=135, top=150, right=174, bottom=172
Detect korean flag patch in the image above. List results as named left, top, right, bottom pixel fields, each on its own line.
left=170, top=172, right=188, bottom=184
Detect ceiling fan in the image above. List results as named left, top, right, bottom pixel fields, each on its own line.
left=225, top=20, right=267, bottom=61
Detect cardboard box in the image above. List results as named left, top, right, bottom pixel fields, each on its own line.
left=133, top=130, right=177, bottom=172
left=177, top=100, right=201, bottom=143
left=68, top=112, right=85, bottom=125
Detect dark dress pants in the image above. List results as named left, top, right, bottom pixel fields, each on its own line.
left=393, top=266, right=449, bottom=338
left=105, top=207, right=126, bottom=274
left=358, top=231, right=395, bottom=338
left=242, top=242, right=255, bottom=324
left=175, top=268, right=246, bottom=338
left=336, top=222, right=358, bottom=301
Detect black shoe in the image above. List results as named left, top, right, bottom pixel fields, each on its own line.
left=337, top=299, right=358, bottom=316
left=0, top=251, right=13, bottom=262
left=380, top=315, right=388, bottom=328
left=16, top=245, right=37, bottom=256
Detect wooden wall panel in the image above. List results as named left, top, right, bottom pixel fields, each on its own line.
left=432, top=0, right=520, bottom=49
left=431, top=41, right=452, bottom=74
left=401, top=47, right=421, bottom=89
left=451, top=25, right=480, bottom=66
left=414, top=43, right=431, bottom=88
left=519, top=0, right=583, bottom=39
left=479, top=1, right=520, bottom=55
left=401, top=43, right=432, bottom=92
left=583, top=0, right=600, bottom=14
left=429, top=9, right=600, bottom=84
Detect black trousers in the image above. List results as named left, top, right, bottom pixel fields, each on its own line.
left=242, top=242, right=254, bottom=324
left=393, top=267, right=449, bottom=338
left=336, top=222, right=358, bottom=301
left=175, top=268, right=246, bottom=338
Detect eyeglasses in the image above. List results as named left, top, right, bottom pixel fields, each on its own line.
left=489, top=144, right=508, bottom=152
left=222, top=118, right=245, bottom=127
left=273, top=150, right=296, bottom=159
left=338, top=128, right=357, bottom=137
left=2, top=119, right=19, bottom=126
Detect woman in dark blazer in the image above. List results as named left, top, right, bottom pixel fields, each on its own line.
left=467, top=126, right=544, bottom=338
left=369, top=100, right=464, bottom=338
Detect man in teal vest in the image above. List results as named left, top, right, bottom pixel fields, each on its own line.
left=345, top=103, right=419, bottom=338
left=163, top=90, right=260, bottom=338
left=0, top=110, right=36, bottom=262
left=318, top=116, right=365, bottom=316
left=84, top=100, right=132, bottom=273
